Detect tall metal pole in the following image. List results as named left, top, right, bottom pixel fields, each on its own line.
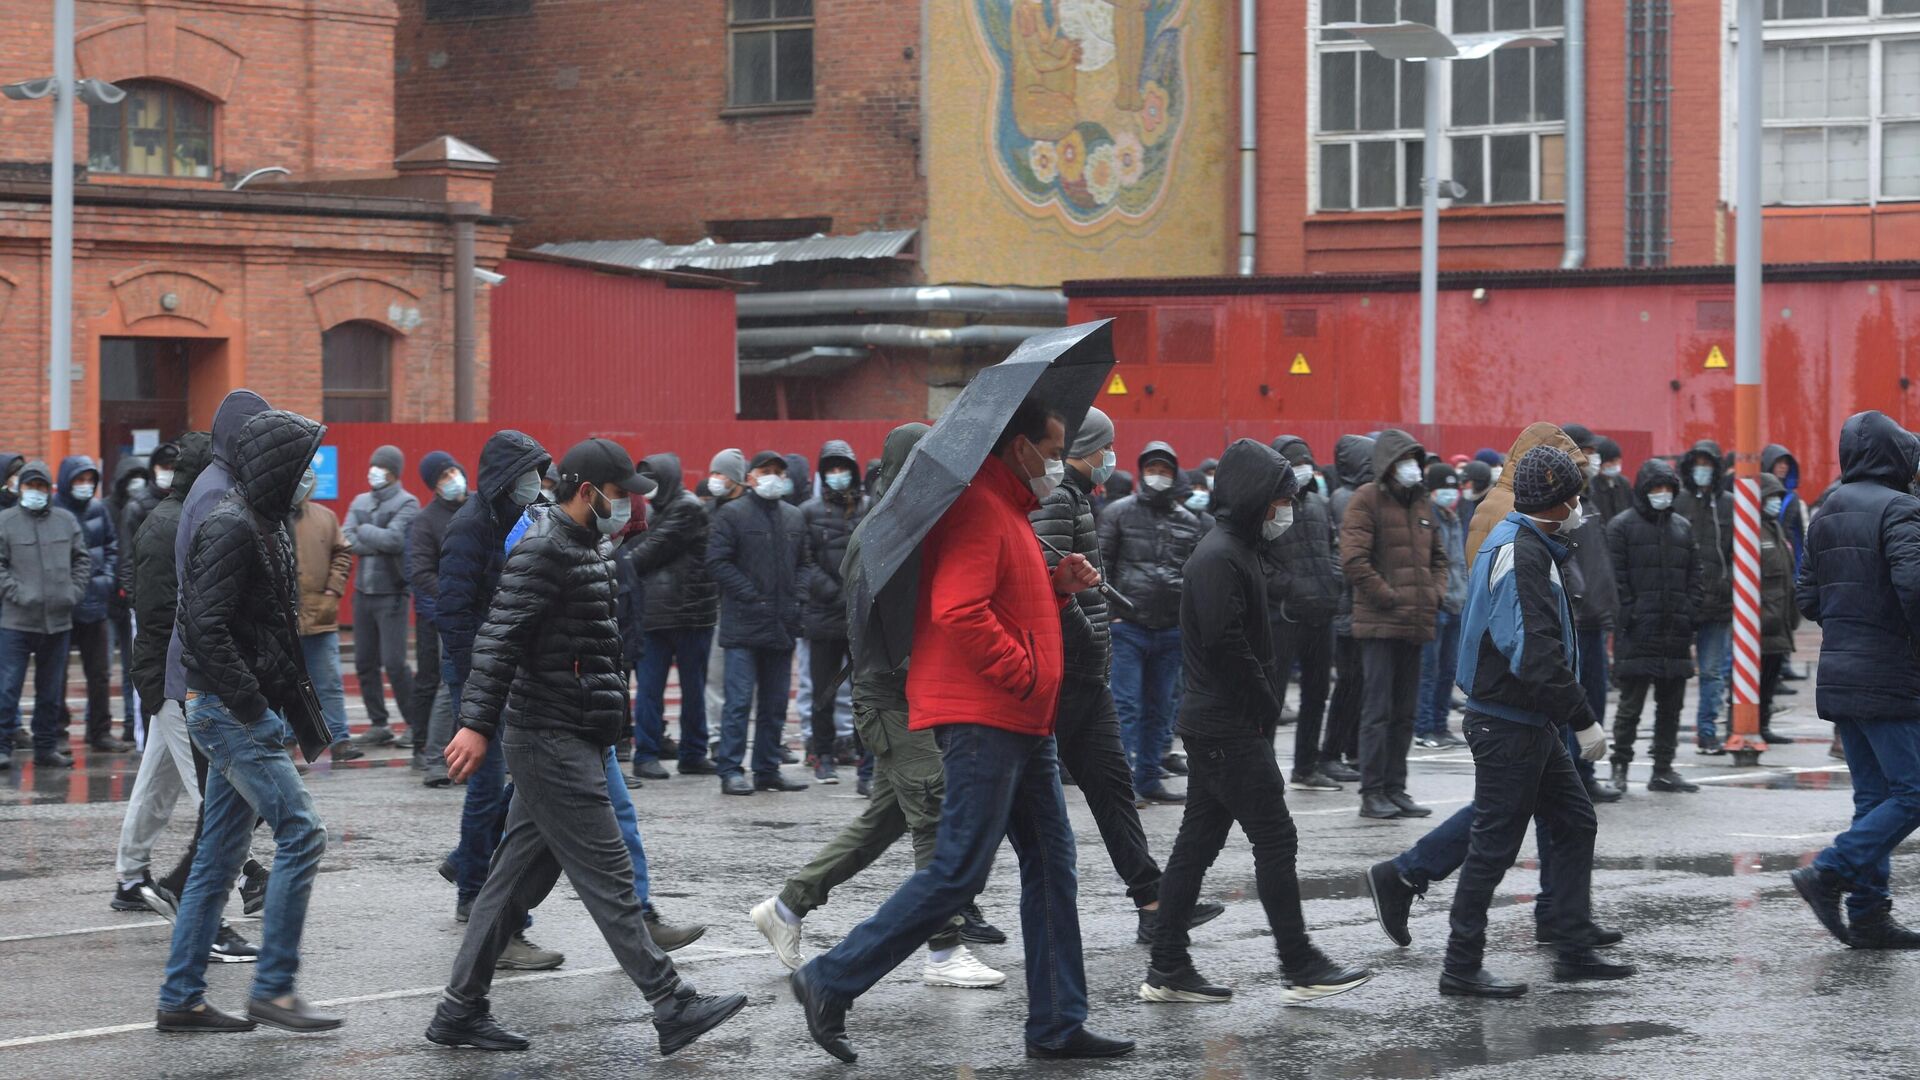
left=1418, top=57, right=1440, bottom=426
left=1728, top=0, right=1766, bottom=765
left=1236, top=0, right=1257, bottom=275
left=49, top=0, right=75, bottom=465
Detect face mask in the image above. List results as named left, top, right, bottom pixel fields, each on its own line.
left=1691, top=465, right=1714, bottom=488
left=153, top=467, right=174, bottom=491
left=1204, top=473, right=1216, bottom=491
left=1185, top=490, right=1210, bottom=513
left=1019, top=438, right=1063, bottom=499
left=536, top=487, right=555, bottom=504
left=1648, top=490, right=1674, bottom=511
left=753, top=474, right=786, bottom=500
left=510, top=471, right=542, bottom=507
left=1582, top=461, right=1600, bottom=480
left=825, top=470, right=853, bottom=492
left=1463, top=487, right=1485, bottom=502
left=707, top=476, right=732, bottom=498
left=1090, top=450, right=1117, bottom=487
left=1142, top=474, right=1174, bottom=493
left=1764, top=496, right=1783, bottom=517
left=1530, top=500, right=1582, bottom=533
left=1601, top=463, right=1622, bottom=478
left=439, top=472, right=468, bottom=501
left=1293, top=464, right=1314, bottom=489
left=1434, top=488, right=1460, bottom=509
left=1263, top=505, right=1295, bottom=541
left=294, top=469, right=317, bottom=504
left=1490, top=466, right=1503, bottom=485
left=20, top=489, right=48, bottom=511
left=776, top=475, right=797, bottom=499
left=1393, top=460, right=1423, bottom=488
left=70, top=482, right=96, bottom=501
left=368, top=467, right=390, bottom=490
left=590, top=486, right=631, bottom=536
left=3, top=475, right=16, bottom=493
left=126, top=478, right=147, bottom=497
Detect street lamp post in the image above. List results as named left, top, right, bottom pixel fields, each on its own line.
left=1329, top=23, right=1552, bottom=426
left=1727, top=0, right=1767, bottom=766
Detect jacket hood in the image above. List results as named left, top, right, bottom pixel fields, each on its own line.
left=1271, top=434, right=1313, bottom=468
left=1632, top=458, right=1682, bottom=514
left=17, top=459, right=51, bottom=490
left=1213, top=438, right=1292, bottom=541
left=57, top=454, right=101, bottom=498
left=475, top=429, right=551, bottom=504
left=112, top=453, right=151, bottom=497
left=1334, top=435, right=1376, bottom=489
left=642, top=452, right=684, bottom=505
left=1370, top=429, right=1425, bottom=485
left=0, top=453, right=21, bottom=483
left=210, top=389, right=271, bottom=466
left=875, top=422, right=930, bottom=498
left=1838, top=410, right=1920, bottom=488
left=1495, top=423, right=1579, bottom=496
left=233, top=410, right=326, bottom=521
left=419, top=450, right=462, bottom=490
left=168, top=432, right=214, bottom=501
left=818, top=439, right=859, bottom=473
left=1138, top=440, right=1179, bottom=472
left=1761, top=443, right=1800, bottom=489
left=1682, top=439, right=1725, bottom=491
left=783, top=453, right=811, bottom=505
left=1761, top=473, right=1786, bottom=500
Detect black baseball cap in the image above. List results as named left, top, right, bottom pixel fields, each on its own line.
left=557, top=438, right=656, bottom=496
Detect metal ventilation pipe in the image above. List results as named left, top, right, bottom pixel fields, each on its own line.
left=1237, top=0, right=1258, bottom=275
left=736, top=323, right=1049, bottom=350
left=1559, top=0, right=1587, bottom=270
left=736, top=286, right=1065, bottom=319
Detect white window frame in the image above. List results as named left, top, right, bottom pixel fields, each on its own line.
left=1721, top=0, right=1920, bottom=206
left=1308, top=0, right=1568, bottom=212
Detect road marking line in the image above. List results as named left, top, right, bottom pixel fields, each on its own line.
left=1290, top=797, right=1469, bottom=818
left=1692, top=765, right=1849, bottom=785
left=1727, top=832, right=1833, bottom=840
left=0, top=916, right=258, bottom=945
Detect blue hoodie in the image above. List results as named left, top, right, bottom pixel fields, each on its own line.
left=57, top=454, right=116, bottom=624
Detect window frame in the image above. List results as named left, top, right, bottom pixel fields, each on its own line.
left=724, top=0, right=816, bottom=115
left=86, top=79, right=216, bottom=181
left=321, top=321, right=395, bottom=424
left=1308, top=0, right=1569, bottom=212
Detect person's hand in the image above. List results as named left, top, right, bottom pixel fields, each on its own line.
left=1576, top=722, right=1608, bottom=762
left=444, top=727, right=490, bottom=783
left=1051, top=552, right=1101, bottom=595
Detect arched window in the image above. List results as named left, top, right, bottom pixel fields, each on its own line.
left=87, top=80, right=214, bottom=178
left=322, top=322, right=393, bottom=422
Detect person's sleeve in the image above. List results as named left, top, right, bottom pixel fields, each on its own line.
left=1685, top=530, right=1705, bottom=628
left=704, top=507, right=762, bottom=603
left=1498, top=537, right=1595, bottom=729
left=1340, top=491, right=1394, bottom=609
left=436, top=522, right=483, bottom=680
left=350, top=496, right=416, bottom=554
left=1884, top=499, right=1920, bottom=644
left=921, top=521, right=1034, bottom=697
left=406, top=514, right=440, bottom=609
left=115, top=516, right=137, bottom=601
left=1185, top=554, right=1281, bottom=724
left=1794, top=531, right=1821, bottom=626
left=458, top=538, right=558, bottom=739
left=327, top=520, right=352, bottom=596
left=628, top=501, right=694, bottom=575
left=1607, top=516, right=1633, bottom=614
left=180, top=518, right=264, bottom=723
left=98, top=512, right=118, bottom=594
left=1097, top=505, right=1120, bottom=583
left=1429, top=506, right=1449, bottom=599
left=69, top=528, right=92, bottom=601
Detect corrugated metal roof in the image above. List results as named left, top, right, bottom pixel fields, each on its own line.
left=534, top=229, right=916, bottom=272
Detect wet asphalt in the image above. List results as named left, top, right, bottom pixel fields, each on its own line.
left=3, top=643, right=1915, bottom=1079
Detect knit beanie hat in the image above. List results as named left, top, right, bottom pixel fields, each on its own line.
left=709, top=448, right=747, bottom=484
left=1069, top=407, right=1115, bottom=459
left=1513, top=445, right=1584, bottom=514
left=371, top=444, right=404, bottom=476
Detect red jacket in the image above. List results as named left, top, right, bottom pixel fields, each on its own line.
left=907, top=454, right=1065, bottom=736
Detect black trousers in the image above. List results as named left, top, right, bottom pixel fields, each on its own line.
left=806, top=636, right=850, bottom=756
left=1055, top=680, right=1161, bottom=907
left=1152, top=733, right=1315, bottom=975
left=71, top=617, right=114, bottom=742
left=1358, top=638, right=1422, bottom=797
left=1272, top=617, right=1333, bottom=777
left=411, top=619, right=442, bottom=751
left=1322, top=633, right=1363, bottom=763
left=1611, top=676, right=1686, bottom=770
left=1446, top=712, right=1597, bottom=973
left=1760, top=653, right=1785, bottom=722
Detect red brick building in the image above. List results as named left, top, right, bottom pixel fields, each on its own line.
left=0, top=0, right=508, bottom=467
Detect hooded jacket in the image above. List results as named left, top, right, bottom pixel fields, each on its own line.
left=1677, top=439, right=1734, bottom=619
left=1265, top=435, right=1340, bottom=625
left=179, top=410, right=326, bottom=725
left=112, top=453, right=159, bottom=581
left=800, top=439, right=868, bottom=641
left=1457, top=512, right=1594, bottom=731
left=0, top=452, right=22, bottom=511
left=1589, top=438, right=1633, bottom=528
left=1796, top=411, right=1920, bottom=722
left=1562, top=479, right=1619, bottom=629
left=782, top=452, right=812, bottom=507
left=1759, top=473, right=1799, bottom=656
left=1466, top=423, right=1584, bottom=572
left=1762, top=442, right=1810, bottom=568
left=405, top=451, right=465, bottom=623
left=1607, top=460, right=1702, bottom=681
left=848, top=424, right=927, bottom=716
left=345, top=455, right=420, bottom=597
left=167, top=390, right=269, bottom=701
left=58, top=455, right=116, bottom=624
left=1031, top=451, right=1111, bottom=686
left=437, top=430, right=551, bottom=685
left=1097, top=441, right=1205, bottom=630
left=708, top=477, right=811, bottom=651
left=130, top=433, right=211, bottom=713
left=627, top=453, right=719, bottom=634
left=1178, top=439, right=1293, bottom=741
left=1341, top=430, right=1447, bottom=641
left=0, top=460, right=90, bottom=634
left=1330, top=434, right=1376, bottom=636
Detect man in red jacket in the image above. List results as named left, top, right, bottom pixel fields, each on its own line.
left=789, top=397, right=1134, bottom=1065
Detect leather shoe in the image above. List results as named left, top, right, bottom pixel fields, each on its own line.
left=720, top=774, right=755, bottom=796
left=678, top=758, right=717, bottom=775
left=1359, top=793, right=1401, bottom=819
left=1850, top=908, right=1920, bottom=950
left=425, top=996, right=529, bottom=1051
left=1535, top=923, right=1624, bottom=948
left=1026, top=1028, right=1136, bottom=1059
left=1320, top=759, right=1361, bottom=782
left=1760, top=728, right=1797, bottom=744
left=755, top=773, right=809, bottom=792
left=1791, top=865, right=1853, bottom=945
left=655, top=986, right=747, bottom=1056
left=634, top=759, right=671, bottom=781
left=1439, top=968, right=1529, bottom=998
left=34, top=749, right=74, bottom=768
left=644, top=907, right=707, bottom=952
left=156, top=1002, right=257, bottom=1033
left=1136, top=781, right=1186, bottom=804
left=790, top=964, right=856, bottom=1063
left=1552, top=947, right=1637, bottom=981
left=1387, top=791, right=1432, bottom=817
left=248, top=995, right=344, bottom=1032
left=1584, top=776, right=1623, bottom=803
left=1365, top=861, right=1415, bottom=947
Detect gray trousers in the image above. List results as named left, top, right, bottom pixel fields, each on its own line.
left=423, top=683, right=455, bottom=769
left=445, top=725, right=680, bottom=1006
left=352, top=592, right=416, bottom=729
left=116, top=698, right=198, bottom=879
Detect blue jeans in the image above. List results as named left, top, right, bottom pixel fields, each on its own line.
left=299, top=632, right=352, bottom=744
left=1816, top=719, right=1920, bottom=920
left=1695, top=621, right=1731, bottom=736
left=634, top=627, right=712, bottom=766
left=1110, top=621, right=1181, bottom=794
left=717, top=645, right=792, bottom=781
left=802, top=724, right=1088, bottom=1048
left=604, top=746, right=651, bottom=907
left=1417, top=610, right=1461, bottom=738
left=0, top=627, right=69, bottom=752
left=160, top=695, right=326, bottom=1009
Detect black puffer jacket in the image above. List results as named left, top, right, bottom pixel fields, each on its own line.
left=1563, top=483, right=1618, bottom=629
left=1607, top=460, right=1702, bottom=681
left=708, top=489, right=810, bottom=650
left=457, top=510, right=629, bottom=745
left=1796, top=411, right=1920, bottom=723
left=1098, top=440, right=1205, bottom=631
left=407, top=486, right=463, bottom=624
left=628, top=453, right=718, bottom=634
left=1678, top=439, right=1733, bottom=619
left=131, top=431, right=210, bottom=716
left=1032, top=463, right=1111, bottom=684
left=179, top=411, right=325, bottom=725
left=1330, top=434, right=1376, bottom=635
left=1589, top=437, right=1633, bottom=527
left=437, top=430, right=551, bottom=684
left=1760, top=473, right=1799, bottom=656
left=1265, top=435, right=1340, bottom=624
left=800, top=440, right=867, bottom=641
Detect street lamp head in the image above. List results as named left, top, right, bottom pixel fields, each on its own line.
left=1, top=78, right=55, bottom=101
left=76, top=79, right=125, bottom=107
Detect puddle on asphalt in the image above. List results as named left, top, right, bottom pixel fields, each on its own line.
left=1326, top=1020, right=1687, bottom=1078
left=1708, top=770, right=1851, bottom=791
left=749, top=820, right=803, bottom=830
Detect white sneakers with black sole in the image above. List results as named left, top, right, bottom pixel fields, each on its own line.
left=1280, top=968, right=1372, bottom=1004
left=921, top=945, right=1006, bottom=988
left=750, top=897, right=807, bottom=971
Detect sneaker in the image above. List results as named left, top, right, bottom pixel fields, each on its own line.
left=1320, top=759, right=1360, bottom=783
left=1136, top=781, right=1186, bottom=804
left=1696, top=735, right=1727, bottom=756
left=497, top=932, right=565, bottom=971
left=644, top=906, right=707, bottom=952
left=1135, top=900, right=1227, bottom=944
left=112, top=873, right=168, bottom=913
left=351, top=725, right=396, bottom=747
left=1364, top=861, right=1416, bottom=947
left=751, top=897, right=807, bottom=970
left=1138, top=963, right=1232, bottom=1003
left=922, top=945, right=1007, bottom=988
left=677, top=758, right=717, bottom=776
left=423, top=764, right=452, bottom=787
left=1790, top=865, right=1853, bottom=946
left=34, top=749, right=74, bottom=768
left=89, top=736, right=132, bottom=753
left=813, top=758, right=838, bottom=784
left=958, top=902, right=1006, bottom=945
left=209, top=924, right=259, bottom=963
left=425, top=995, right=530, bottom=1051
left=239, top=865, right=269, bottom=916
left=654, top=986, right=748, bottom=1057
left=1416, top=735, right=1449, bottom=749
left=614, top=738, right=634, bottom=763
left=1647, top=769, right=1699, bottom=793
left=455, top=899, right=472, bottom=923
left=1281, top=951, right=1372, bottom=1004
left=634, top=759, right=671, bottom=781
left=329, top=740, right=364, bottom=763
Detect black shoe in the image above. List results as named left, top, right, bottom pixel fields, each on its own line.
left=240, top=866, right=269, bottom=916
left=248, top=994, right=343, bottom=1032
left=622, top=773, right=644, bottom=790
left=329, top=741, right=364, bottom=763
left=156, top=1003, right=257, bottom=1033
left=645, top=906, right=708, bottom=952
left=856, top=775, right=871, bottom=798
left=634, top=759, right=671, bottom=781
left=1609, top=762, right=1629, bottom=790
left=1161, top=752, right=1189, bottom=776
left=209, top=924, right=258, bottom=963
left=1134, top=900, right=1226, bottom=944
left=425, top=996, right=530, bottom=1051
left=1585, top=776, right=1623, bottom=803
left=1138, top=963, right=1232, bottom=1003
left=1761, top=728, right=1797, bottom=745
left=721, top=774, right=755, bottom=796
left=1647, top=769, right=1699, bottom=793
left=655, top=987, right=747, bottom=1056
left=351, top=725, right=396, bottom=747
left=1026, top=1028, right=1136, bottom=1060
left=1791, top=865, right=1854, bottom=945
left=112, top=873, right=171, bottom=913
left=423, top=764, right=452, bottom=787
left=780, top=748, right=801, bottom=765
left=755, top=773, right=808, bottom=792
left=1387, top=791, right=1432, bottom=817
left=1281, top=951, right=1373, bottom=1004
left=1137, top=781, right=1186, bottom=804
left=790, top=965, right=856, bottom=1063
left=34, top=749, right=74, bottom=768
left=677, top=758, right=717, bottom=776
left=959, top=902, right=1006, bottom=945
left=1289, top=770, right=1343, bottom=792
left=1365, top=861, right=1415, bottom=947
left=1440, top=968, right=1529, bottom=998
left=1552, top=947, right=1637, bottom=981
left=833, top=736, right=859, bottom=767
left=1849, top=908, right=1920, bottom=950
left=438, top=858, right=457, bottom=885
left=1320, top=759, right=1360, bottom=783
left=1696, top=735, right=1727, bottom=755
left=660, top=734, right=680, bottom=758
left=89, top=736, right=131, bottom=753
left=1359, top=793, right=1401, bottom=819
left=1535, top=924, right=1624, bottom=948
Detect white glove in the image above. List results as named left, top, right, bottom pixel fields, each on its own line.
left=1576, top=722, right=1608, bottom=762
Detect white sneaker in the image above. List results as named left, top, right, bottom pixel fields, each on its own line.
left=922, top=945, right=1007, bottom=988
left=751, top=897, right=806, bottom=971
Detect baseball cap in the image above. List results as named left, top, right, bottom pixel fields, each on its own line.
left=558, top=437, right=656, bottom=496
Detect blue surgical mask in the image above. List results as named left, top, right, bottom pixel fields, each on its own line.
left=1090, top=450, right=1117, bottom=487
left=1764, top=496, right=1782, bottom=517
left=19, top=489, right=48, bottom=511
left=510, top=471, right=542, bottom=507
left=825, top=470, right=853, bottom=492
left=1434, top=488, right=1460, bottom=509
left=69, top=482, right=96, bottom=501
left=1185, top=490, right=1210, bottom=513
left=1690, top=465, right=1714, bottom=489
left=438, top=472, right=468, bottom=501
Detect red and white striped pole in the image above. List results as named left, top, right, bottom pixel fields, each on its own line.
left=1726, top=0, right=1766, bottom=766
left=1728, top=468, right=1766, bottom=764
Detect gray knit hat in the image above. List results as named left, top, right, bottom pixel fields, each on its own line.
left=708, top=447, right=746, bottom=485
left=1070, top=407, right=1115, bottom=459
left=1513, top=445, right=1584, bottom=514
left=371, top=444, right=404, bottom=476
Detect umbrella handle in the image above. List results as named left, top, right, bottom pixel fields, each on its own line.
left=1033, top=531, right=1141, bottom=621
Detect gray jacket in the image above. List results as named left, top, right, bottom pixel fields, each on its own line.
left=345, top=482, right=420, bottom=596
left=1435, top=504, right=1469, bottom=616
left=0, top=464, right=91, bottom=634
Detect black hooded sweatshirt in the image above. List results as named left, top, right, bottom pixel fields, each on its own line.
left=436, top=429, right=551, bottom=684
left=1607, top=459, right=1702, bottom=681
left=1266, top=435, right=1340, bottom=624
left=800, top=439, right=867, bottom=641
left=0, top=452, right=21, bottom=511
left=131, top=432, right=211, bottom=715
left=628, top=452, right=719, bottom=634
left=1678, top=439, right=1734, bottom=618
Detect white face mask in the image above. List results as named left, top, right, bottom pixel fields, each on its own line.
left=753, top=473, right=786, bottom=500
left=295, top=468, right=317, bottom=505
left=1090, top=449, right=1117, bottom=487
left=1463, top=487, right=1485, bottom=502
left=1434, top=488, right=1460, bottom=509
left=510, top=470, right=542, bottom=507
left=1293, top=464, right=1314, bottom=489
left=153, top=467, right=174, bottom=491
left=825, top=470, right=853, bottom=492
left=1393, top=459, right=1423, bottom=488
left=1142, top=473, right=1174, bottom=493
left=1764, top=496, right=1783, bottom=517
left=590, top=486, right=631, bottom=536
left=1019, top=439, right=1063, bottom=499
left=1582, top=461, right=1600, bottom=480
left=439, top=472, right=468, bottom=501
left=126, top=478, right=147, bottom=497
left=1490, top=466, right=1503, bottom=484
left=1263, top=505, right=1295, bottom=541
left=20, top=488, right=49, bottom=511
left=1561, top=501, right=1585, bottom=532
left=1601, top=463, right=1622, bottom=478
left=70, top=482, right=96, bottom=501
left=368, top=467, right=391, bottom=490
left=707, top=475, right=733, bottom=498
left=1648, top=490, right=1674, bottom=511
left=1203, top=473, right=1215, bottom=491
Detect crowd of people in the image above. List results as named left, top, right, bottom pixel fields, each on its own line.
left=3, top=380, right=1914, bottom=1064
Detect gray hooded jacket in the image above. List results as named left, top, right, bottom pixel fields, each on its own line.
left=0, top=459, right=90, bottom=633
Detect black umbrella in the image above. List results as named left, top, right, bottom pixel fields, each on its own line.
left=846, top=320, right=1116, bottom=671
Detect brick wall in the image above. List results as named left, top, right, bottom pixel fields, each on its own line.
left=394, top=0, right=925, bottom=248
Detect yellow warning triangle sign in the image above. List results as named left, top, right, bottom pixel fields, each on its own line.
left=1289, top=353, right=1312, bottom=375
left=1704, top=345, right=1728, bottom=369
left=1106, top=373, right=1128, bottom=395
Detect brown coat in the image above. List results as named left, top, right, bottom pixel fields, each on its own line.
left=1465, top=422, right=1590, bottom=572
left=294, top=500, right=352, bottom=635
left=1341, top=431, right=1449, bottom=641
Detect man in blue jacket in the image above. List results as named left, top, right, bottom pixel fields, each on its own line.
left=58, top=455, right=123, bottom=753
